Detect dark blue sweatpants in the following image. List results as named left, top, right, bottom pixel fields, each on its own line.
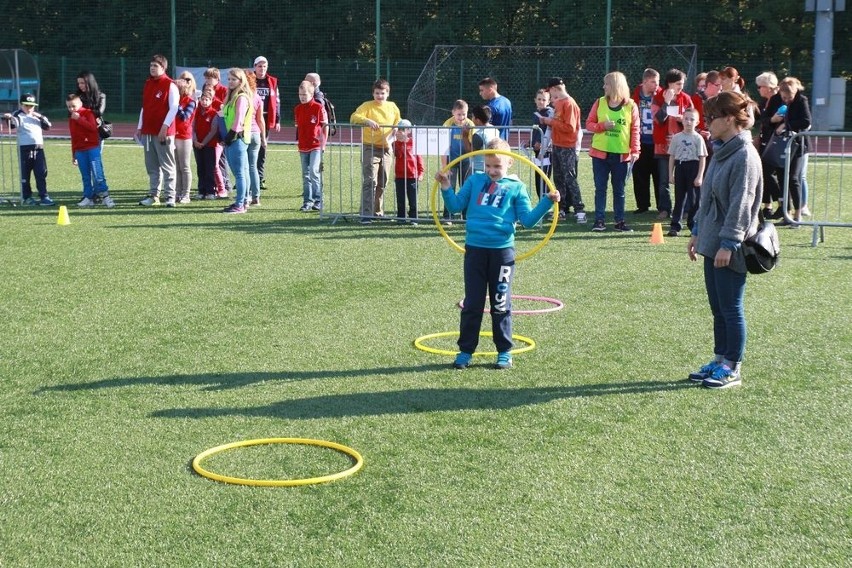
left=19, top=145, right=48, bottom=200
left=459, top=245, right=515, bottom=354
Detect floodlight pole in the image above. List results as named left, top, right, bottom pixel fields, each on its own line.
left=375, top=0, right=381, bottom=79
left=806, top=0, right=843, bottom=130
left=170, top=0, right=177, bottom=72
left=605, top=0, right=612, bottom=71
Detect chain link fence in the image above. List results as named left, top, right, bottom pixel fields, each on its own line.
left=31, top=55, right=427, bottom=123
left=408, top=44, right=698, bottom=125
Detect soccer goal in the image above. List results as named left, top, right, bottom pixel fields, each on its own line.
left=407, top=44, right=698, bottom=125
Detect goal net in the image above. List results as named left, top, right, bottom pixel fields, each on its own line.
left=407, top=44, right=698, bottom=125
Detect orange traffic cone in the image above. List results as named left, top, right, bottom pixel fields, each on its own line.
left=57, top=205, right=71, bottom=226
left=649, top=222, right=665, bottom=244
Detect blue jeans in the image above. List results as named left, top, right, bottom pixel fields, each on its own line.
left=248, top=132, right=261, bottom=199
left=300, top=150, right=323, bottom=205
left=226, top=138, right=249, bottom=206
left=592, top=153, right=628, bottom=223
left=459, top=246, right=515, bottom=354
left=75, top=147, right=109, bottom=199
left=703, top=257, right=747, bottom=364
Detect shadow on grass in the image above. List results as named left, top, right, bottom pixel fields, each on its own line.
left=149, top=380, right=694, bottom=420
left=35, top=364, right=453, bottom=393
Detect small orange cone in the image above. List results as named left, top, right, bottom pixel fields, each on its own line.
left=649, top=222, right=665, bottom=244
left=57, top=205, right=71, bottom=226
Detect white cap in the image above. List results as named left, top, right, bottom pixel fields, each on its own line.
left=398, top=119, right=412, bottom=128
left=254, top=56, right=268, bottom=66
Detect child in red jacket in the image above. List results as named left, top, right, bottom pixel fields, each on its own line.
left=67, top=93, right=113, bottom=207
left=193, top=87, right=220, bottom=199
left=393, top=119, right=424, bottom=224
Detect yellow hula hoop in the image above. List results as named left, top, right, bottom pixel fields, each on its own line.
left=430, top=148, right=558, bottom=262
left=414, top=331, right=536, bottom=357
left=192, top=437, right=364, bottom=487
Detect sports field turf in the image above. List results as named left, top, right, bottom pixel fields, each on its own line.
left=1, top=140, right=849, bottom=566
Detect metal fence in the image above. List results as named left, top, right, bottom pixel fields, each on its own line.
left=781, top=131, right=851, bottom=246
left=0, top=119, right=20, bottom=205
left=31, top=56, right=428, bottom=120
left=320, top=123, right=549, bottom=225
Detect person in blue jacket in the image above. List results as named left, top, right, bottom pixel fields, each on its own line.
left=435, top=138, right=560, bottom=370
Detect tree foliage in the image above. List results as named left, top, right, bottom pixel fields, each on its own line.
left=0, top=0, right=847, bottom=77
left=0, top=0, right=848, bottom=124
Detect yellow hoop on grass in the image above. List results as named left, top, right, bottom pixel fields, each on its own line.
left=192, top=437, right=363, bottom=487
left=414, top=330, right=536, bottom=357
left=430, top=149, right=558, bottom=262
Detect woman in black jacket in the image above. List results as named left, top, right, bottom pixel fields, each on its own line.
left=75, top=71, right=106, bottom=120
left=768, top=76, right=811, bottom=224
left=755, top=71, right=783, bottom=217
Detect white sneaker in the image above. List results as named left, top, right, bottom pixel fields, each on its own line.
left=139, top=196, right=160, bottom=206
left=101, top=196, right=116, bottom=208
left=165, top=199, right=176, bottom=208
left=178, top=195, right=191, bottom=204
left=77, top=197, right=94, bottom=208
left=575, top=212, right=587, bottom=224
left=800, top=205, right=811, bottom=217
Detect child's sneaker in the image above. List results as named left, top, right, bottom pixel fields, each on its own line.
left=77, top=197, right=95, bottom=207
left=575, top=211, right=587, bottom=224
left=215, top=190, right=229, bottom=199
left=299, top=203, right=311, bottom=212
left=101, top=196, right=116, bottom=208
left=592, top=219, right=606, bottom=231
left=139, top=196, right=160, bottom=206
left=165, top=198, right=176, bottom=207
left=250, top=197, right=260, bottom=206
left=613, top=220, right=633, bottom=232
left=495, top=352, right=513, bottom=370
left=178, top=195, right=191, bottom=204
left=688, top=360, right=721, bottom=383
left=452, top=352, right=472, bottom=370
left=222, top=203, right=246, bottom=214
left=22, top=197, right=37, bottom=206
left=39, top=196, right=56, bottom=206
left=203, top=194, right=216, bottom=200
left=702, top=365, right=741, bottom=389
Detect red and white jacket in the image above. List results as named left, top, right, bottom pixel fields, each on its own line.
left=651, top=90, right=693, bottom=155
left=139, top=74, right=178, bottom=136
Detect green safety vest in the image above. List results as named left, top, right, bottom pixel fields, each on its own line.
left=223, top=93, right=253, bottom=143
left=590, top=97, right=632, bottom=154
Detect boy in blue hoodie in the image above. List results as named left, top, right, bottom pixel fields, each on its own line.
left=435, top=138, right=560, bottom=369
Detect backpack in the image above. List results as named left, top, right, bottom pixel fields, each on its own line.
left=322, top=95, right=338, bottom=136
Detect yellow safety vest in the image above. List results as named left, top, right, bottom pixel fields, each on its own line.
left=223, top=93, right=253, bottom=143
left=591, top=97, right=632, bottom=154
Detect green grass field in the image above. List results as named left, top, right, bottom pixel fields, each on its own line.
left=1, top=141, right=850, bottom=566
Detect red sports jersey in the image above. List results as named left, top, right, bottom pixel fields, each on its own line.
left=194, top=106, right=219, bottom=148
left=294, top=99, right=327, bottom=152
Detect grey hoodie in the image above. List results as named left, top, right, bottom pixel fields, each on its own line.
left=695, top=130, right=763, bottom=273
